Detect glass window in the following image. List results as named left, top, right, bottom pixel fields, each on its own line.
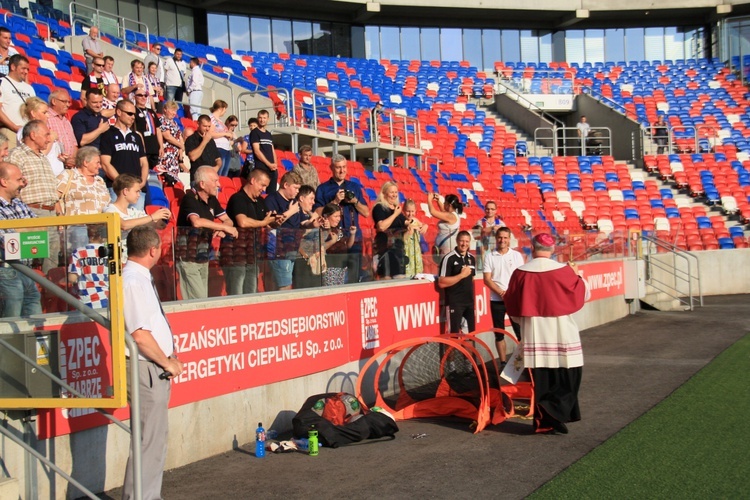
left=314, top=23, right=334, bottom=57
left=138, top=0, right=158, bottom=37
left=176, top=5, right=194, bottom=42
left=644, top=27, right=665, bottom=61
left=229, top=15, right=251, bottom=53
left=464, top=29, right=482, bottom=68
left=482, top=29, right=501, bottom=70
left=421, top=28, right=440, bottom=61
left=118, top=0, right=138, bottom=31
left=331, top=22, right=352, bottom=58
left=401, top=27, right=420, bottom=61
left=272, top=18, right=292, bottom=53
left=520, top=30, right=538, bottom=63
left=584, top=29, right=604, bottom=64
left=565, top=30, right=584, bottom=65
left=605, top=29, right=625, bottom=62
left=625, top=28, right=645, bottom=62
left=97, top=0, right=117, bottom=16
left=351, top=25, right=365, bottom=59
left=539, top=31, right=553, bottom=63
left=441, top=28, right=462, bottom=61
left=251, top=18, right=272, bottom=53
left=502, top=30, right=521, bottom=62
left=365, top=26, right=380, bottom=60
left=664, top=27, right=683, bottom=61
left=292, top=20, right=312, bottom=55
left=157, top=1, right=176, bottom=40
left=96, top=0, right=120, bottom=36
left=380, top=26, right=400, bottom=60
left=207, top=13, right=228, bottom=49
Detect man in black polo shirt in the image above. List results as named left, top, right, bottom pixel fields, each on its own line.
left=223, top=168, right=280, bottom=295
left=100, top=99, right=148, bottom=210
left=438, top=230, right=477, bottom=334
left=185, top=114, right=220, bottom=182
left=176, top=165, right=237, bottom=300
left=249, top=109, right=278, bottom=195
left=132, top=90, right=164, bottom=169
left=71, top=89, right=110, bottom=149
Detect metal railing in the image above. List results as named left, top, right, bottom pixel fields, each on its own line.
left=236, top=88, right=292, bottom=130
left=363, top=108, right=421, bottom=149
left=69, top=1, right=150, bottom=53
left=289, top=88, right=355, bottom=138
left=0, top=262, right=143, bottom=500
left=637, top=233, right=703, bottom=310
left=534, top=126, right=613, bottom=157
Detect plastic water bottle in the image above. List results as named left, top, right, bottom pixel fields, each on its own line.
left=255, top=422, right=266, bottom=458
left=308, top=425, right=319, bottom=456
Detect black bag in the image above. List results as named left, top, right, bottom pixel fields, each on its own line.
left=292, top=392, right=398, bottom=448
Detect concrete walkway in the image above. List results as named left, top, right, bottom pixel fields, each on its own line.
left=104, top=295, right=749, bottom=500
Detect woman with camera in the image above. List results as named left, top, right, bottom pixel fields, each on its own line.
left=402, top=199, right=427, bottom=276
left=320, top=203, right=356, bottom=286
left=429, top=192, right=463, bottom=260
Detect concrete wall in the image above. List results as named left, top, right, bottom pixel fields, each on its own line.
left=569, top=93, right=644, bottom=163
left=495, top=93, right=556, bottom=148
left=648, top=248, right=750, bottom=297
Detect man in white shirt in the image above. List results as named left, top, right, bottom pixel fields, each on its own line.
left=163, top=48, right=187, bottom=104
left=121, top=225, right=183, bottom=500
left=186, top=57, right=204, bottom=121
left=576, top=115, right=590, bottom=156
left=143, top=43, right=164, bottom=88
left=0, top=54, right=35, bottom=148
left=482, top=226, right=524, bottom=364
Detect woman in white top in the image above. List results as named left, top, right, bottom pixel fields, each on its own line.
left=209, top=100, right=234, bottom=177
left=104, top=173, right=171, bottom=260
left=105, top=173, right=170, bottom=231
left=428, top=192, right=462, bottom=258
left=19, top=97, right=66, bottom=176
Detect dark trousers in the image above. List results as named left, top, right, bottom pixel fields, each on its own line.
left=532, top=366, right=582, bottom=433
left=490, top=301, right=521, bottom=341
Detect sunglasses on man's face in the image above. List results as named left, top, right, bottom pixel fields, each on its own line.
left=121, top=110, right=136, bottom=117
left=135, top=94, right=148, bottom=97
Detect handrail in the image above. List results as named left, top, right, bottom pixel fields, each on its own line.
left=290, top=87, right=355, bottom=138
left=236, top=88, right=292, bottom=130
left=362, top=108, right=420, bottom=149
left=495, top=79, right=565, bottom=128
left=0, top=261, right=143, bottom=499
left=69, top=1, right=150, bottom=52
left=534, top=125, right=613, bottom=157
left=639, top=233, right=703, bottom=310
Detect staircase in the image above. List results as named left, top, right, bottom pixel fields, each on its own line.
left=478, top=103, right=554, bottom=156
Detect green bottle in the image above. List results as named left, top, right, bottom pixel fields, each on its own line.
left=308, top=425, right=319, bottom=456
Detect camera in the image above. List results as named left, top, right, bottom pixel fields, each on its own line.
left=344, top=190, right=357, bottom=202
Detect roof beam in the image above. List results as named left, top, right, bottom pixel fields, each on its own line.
left=555, top=9, right=589, bottom=29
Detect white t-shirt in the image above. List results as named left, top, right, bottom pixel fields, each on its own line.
left=482, top=248, right=525, bottom=302
left=0, top=76, right=35, bottom=127
left=104, top=203, right=147, bottom=260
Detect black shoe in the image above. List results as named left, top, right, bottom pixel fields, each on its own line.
left=551, top=420, right=569, bottom=434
